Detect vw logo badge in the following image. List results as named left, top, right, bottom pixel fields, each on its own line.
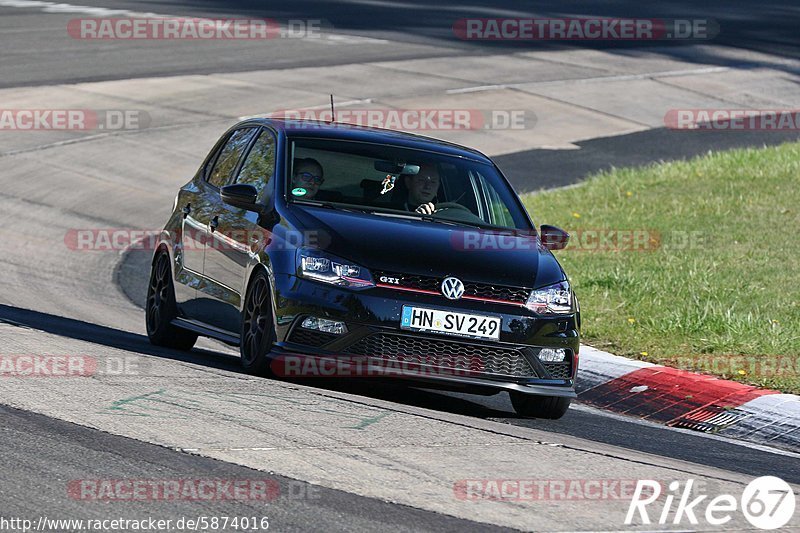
left=441, top=277, right=465, bottom=300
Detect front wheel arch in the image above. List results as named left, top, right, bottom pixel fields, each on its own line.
left=239, top=265, right=278, bottom=376
left=145, top=248, right=197, bottom=351
left=241, top=263, right=278, bottom=327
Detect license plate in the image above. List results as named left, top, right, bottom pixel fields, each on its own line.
left=401, top=306, right=501, bottom=340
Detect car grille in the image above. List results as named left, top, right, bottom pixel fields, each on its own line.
left=344, top=333, right=536, bottom=378
left=287, top=328, right=339, bottom=348
left=464, top=283, right=529, bottom=304
left=374, top=270, right=530, bottom=305
left=543, top=362, right=572, bottom=380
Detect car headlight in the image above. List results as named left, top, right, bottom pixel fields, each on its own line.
left=297, top=249, right=375, bottom=289
left=525, top=280, right=572, bottom=314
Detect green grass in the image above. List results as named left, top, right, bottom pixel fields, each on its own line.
left=522, top=143, right=800, bottom=393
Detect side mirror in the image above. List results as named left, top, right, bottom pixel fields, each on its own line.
left=221, top=183, right=261, bottom=212
left=540, top=224, right=569, bottom=250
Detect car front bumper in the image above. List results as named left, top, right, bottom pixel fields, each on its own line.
left=270, top=274, right=579, bottom=397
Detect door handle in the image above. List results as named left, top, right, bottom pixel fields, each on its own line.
left=209, top=216, right=219, bottom=232
left=182, top=203, right=191, bottom=218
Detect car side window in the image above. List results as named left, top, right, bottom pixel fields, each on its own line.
left=476, top=171, right=515, bottom=227
left=236, top=130, right=276, bottom=197
left=207, top=128, right=256, bottom=188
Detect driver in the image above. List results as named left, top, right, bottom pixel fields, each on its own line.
left=404, top=162, right=440, bottom=214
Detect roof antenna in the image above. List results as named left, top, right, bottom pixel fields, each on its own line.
left=329, top=94, right=335, bottom=124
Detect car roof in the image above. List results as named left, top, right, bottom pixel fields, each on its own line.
left=241, top=117, right=494, bottom=163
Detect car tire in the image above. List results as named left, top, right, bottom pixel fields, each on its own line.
left=510, top=392, right=571, bottom=419
left=145, top=251, right=198, bottom=351
left=240, top=270, right=277, bottom=376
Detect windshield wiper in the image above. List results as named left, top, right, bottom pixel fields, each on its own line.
left=294, top=200, right=374, bottom=214
left=377, top=210, right=491, bottom=230
left=418, top=216, right=488, bottom=229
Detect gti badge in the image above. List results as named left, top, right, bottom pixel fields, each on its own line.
left=379, top=276, right=400, bottom=285
left=441, top=277, right=465, bottom=300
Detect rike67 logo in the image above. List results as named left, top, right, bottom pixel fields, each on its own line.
left=626, top=476, right=796, bottom=529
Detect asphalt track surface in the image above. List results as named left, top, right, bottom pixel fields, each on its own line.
left=1, top=404, right=510, bottom=532
left=495, top=127, right=800, bottom=192
left=1, top=1, right=799, bottom=530
left=1, top=0, right=798, bottom=87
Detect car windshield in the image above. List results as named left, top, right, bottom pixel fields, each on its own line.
left=286, top=137, right=532, bottom=230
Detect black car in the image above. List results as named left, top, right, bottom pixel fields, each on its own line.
left=146, top=118, right=580, bottom=419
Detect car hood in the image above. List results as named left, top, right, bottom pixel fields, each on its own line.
left=288, top=205, right=566, bottom=289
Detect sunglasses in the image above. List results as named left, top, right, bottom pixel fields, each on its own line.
left=295, top=171, right=324, bottom=185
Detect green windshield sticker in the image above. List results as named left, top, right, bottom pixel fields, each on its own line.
left=292, top=187, right=307, bottom=196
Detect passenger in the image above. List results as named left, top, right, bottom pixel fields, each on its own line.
left=292, top=158, right=325, bottom=199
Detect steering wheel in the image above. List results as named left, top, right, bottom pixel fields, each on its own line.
left=433, top=202, right=471, bottom=213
